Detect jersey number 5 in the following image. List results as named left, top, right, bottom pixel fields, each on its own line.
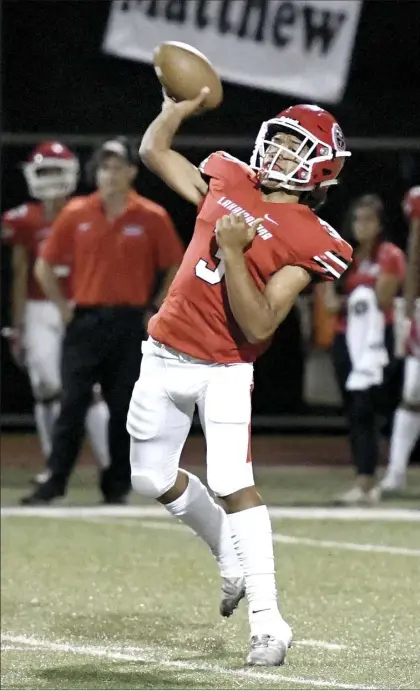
left=195, top=249, right=225, bottom=285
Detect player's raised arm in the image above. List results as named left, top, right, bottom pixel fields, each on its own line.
left=139, top=89, right=209, bottom=206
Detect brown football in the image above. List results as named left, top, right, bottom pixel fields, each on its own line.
left=153, top=41, right=223, bottom=111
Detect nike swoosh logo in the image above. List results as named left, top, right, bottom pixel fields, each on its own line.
left=252, top=608, right=271, bottom=614
left=264, top=214, right=279, bottom=225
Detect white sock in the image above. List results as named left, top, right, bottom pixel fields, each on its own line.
left=386, top=408, right=420, bottom=479
left=165, top=470, right=242, bottom=578
left=85, top=400, right=110, bottom=469
left=34, top=402, right=54, bottom=457
left=228, top=505, right=284, bottom=637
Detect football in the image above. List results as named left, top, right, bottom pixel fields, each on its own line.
left=153, top=41, right=223, bottom=111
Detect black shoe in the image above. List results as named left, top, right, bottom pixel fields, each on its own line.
left=101, top=495, right=128, bottom=505
left=20, top=479, right=64, bottom=506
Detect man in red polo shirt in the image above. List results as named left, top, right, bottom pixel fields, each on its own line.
left=22, top=137, right=184, bottom=504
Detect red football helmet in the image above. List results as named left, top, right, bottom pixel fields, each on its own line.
left=250, top=104, right=351, bottom=192
left=23, top=141, right=79, bottom=200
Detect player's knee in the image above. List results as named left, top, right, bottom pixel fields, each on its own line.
left=207, top=462, right=254, bottom=498
left=130, top=438, right=177, bottom=499
left=33, top=383, right=61, bottom=403
left=31, top=371, right=61, bottom=402
left=131, top=470, right=172, bottom=498
left=402, top=397, right=420, bottom=412
left=402, top=386, right=420, bottom=410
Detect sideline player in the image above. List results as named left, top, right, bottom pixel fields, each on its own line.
left=1, top=141, right=110, bottom=475
left=127, top=89, right=353, bottom=666
left=381, top=186, right=420, bottom=491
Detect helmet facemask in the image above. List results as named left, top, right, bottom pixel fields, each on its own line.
left=251, top=116, right=348, bottom=193
left=23, top=158, right=79, bottom=201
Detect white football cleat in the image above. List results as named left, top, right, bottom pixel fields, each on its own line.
left=219, top=576, right=246, bottom=618
left=246, top=622, right=293, bottom=667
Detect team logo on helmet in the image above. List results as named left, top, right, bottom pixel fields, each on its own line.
left=332, top=123, right=346, bottom=152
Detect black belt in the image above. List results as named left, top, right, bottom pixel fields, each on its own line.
left=75, top=305, right=145, bottom=316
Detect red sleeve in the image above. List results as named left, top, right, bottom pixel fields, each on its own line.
left=198, top=151, right=225, bottom=178
left=403, top=187, right=420, bottom=219
left=378, top=243, right=406, bottom=279
left=1, top=205, right=30, bottom=246
left=40, top=207, right=74, bottom=264
left=151, top=210, right=184, bottom=270
left=292, top=218, right=353, bottom=282
left=199, top=151, right=252, bottom=182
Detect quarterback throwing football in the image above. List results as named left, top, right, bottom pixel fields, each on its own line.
left=127, top=89, right=353, bottom=666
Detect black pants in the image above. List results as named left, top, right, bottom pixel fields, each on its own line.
left=47, top=306, right=145, bottom=499
left=332, top=326, right=399, bottom=477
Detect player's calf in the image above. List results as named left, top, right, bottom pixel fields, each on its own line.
left=217, top=486, right=292, bottom=654
left=130, top=437, right=244, bottom=615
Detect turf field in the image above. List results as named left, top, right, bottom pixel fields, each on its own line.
left=2, top=434, right=420, bottom=690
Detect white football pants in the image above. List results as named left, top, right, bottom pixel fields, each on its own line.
left=127, top=338, right=255, bottom=499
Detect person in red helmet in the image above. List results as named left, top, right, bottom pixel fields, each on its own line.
left=1, top=141, right=110, bottom=477
left=127, top=91, right=353, bottom=667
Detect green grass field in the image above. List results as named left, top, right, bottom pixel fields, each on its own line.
left=2, top=460, right=420, bottom=689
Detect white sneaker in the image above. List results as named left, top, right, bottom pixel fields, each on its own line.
left=335, top=485, right=380, bottom=506
left=246, top=622, right=293, bottom=667
left=380, top=474, right=406, bottom=493
left=335, top=486, right=366, bottom=506
left=220, top=576, right=245, bottom=618
left=366, top=486, right=381, bottom=505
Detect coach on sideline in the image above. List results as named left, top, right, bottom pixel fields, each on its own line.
left=22, top=137, right=184, bottom=505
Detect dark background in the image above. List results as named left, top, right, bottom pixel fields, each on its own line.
left=2, top=0, right=420, bottom=421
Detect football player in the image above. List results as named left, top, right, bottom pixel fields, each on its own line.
left=127, top=89, right=353, bottom=666
left=2, top=142, right=110, bottom=477
left=381, top=186, right=420, bottom=492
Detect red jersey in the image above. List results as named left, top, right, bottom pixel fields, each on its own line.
left=149, top=152, right=353, bottom=363
left=1, top=202, right=72, bottom=300
left=336, top=241, right=406, bottom=333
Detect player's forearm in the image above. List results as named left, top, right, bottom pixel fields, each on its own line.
left=140, top=107, right=183, bottom=161
left=404, top=220, right=420, bottom=318
left=322, top=282, right=345, bottom=314
left=11, top=246, right=28, bottom=328
left=34, top=258, right=68, bottom=311
left=11, top=273, right=27, bottom=329
left=223, top=250, right=275, bottom=343
left=140, top=111, right=206, bottom=205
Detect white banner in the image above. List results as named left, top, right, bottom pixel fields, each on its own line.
left=103, top=0, right=362, bottom=103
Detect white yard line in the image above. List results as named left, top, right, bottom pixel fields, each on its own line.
left=2, top=504, right=420, bottom=521
left=1, top=634, right=374, bottom=690
left=3, top=506, right=418, bottom=556
left=105, top=518, right=420, bottom=557
left=294, top=640, right=348, bottom=651
left=272, top=534, right=420, bottom=556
